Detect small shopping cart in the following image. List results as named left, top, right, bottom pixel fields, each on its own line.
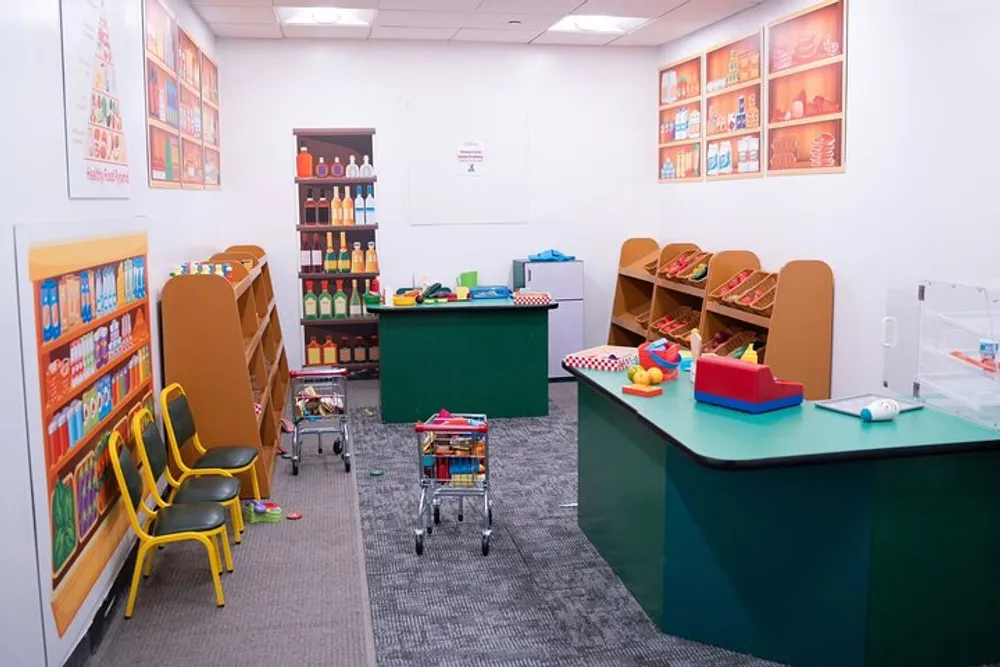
left=288, top=367, right=350, bottom=475
left=414, top=412, right=492, bottom=556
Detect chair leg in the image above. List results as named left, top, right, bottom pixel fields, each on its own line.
left=197, top=535, right=226, bottom=608
left=250, top=466, right=261, bottom=500
left=229, top=501, right=242, bottom=544
left=125, top=544, right=148, bottom=619
left=219, top=528, right=234, bottom=573
left=142, top=544, right=156, bottom=578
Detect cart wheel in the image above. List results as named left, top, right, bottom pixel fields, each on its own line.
left=344, top=456, right=351, bottom=473
left=433, top=506, right=441, bottom=525
left=333, top=439, right=343, bottom=455
left=292, top=460, right=299, bottom=476
left=481, top=534, right=490, bottom=557
left=458, top=513, right=464, bottom=522
left=488, top=508, right=493, bottom=526
left=415, top=533, right=424, bottom=556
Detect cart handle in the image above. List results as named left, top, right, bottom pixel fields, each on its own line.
left=290, top=367, right=349, bottom=378
left=414, top=421, right=488, bottom=433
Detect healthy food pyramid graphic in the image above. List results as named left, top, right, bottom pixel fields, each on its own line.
left=88, top=0, right=127, bottom=165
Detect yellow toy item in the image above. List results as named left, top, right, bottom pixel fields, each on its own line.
left=633, top=369, right=651, bottom=386
left=742, top=344, right=758, bottom=364
left=648, top=367, right=665, bottom=384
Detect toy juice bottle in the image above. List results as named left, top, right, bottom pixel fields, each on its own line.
left=331, top=186, right=343, bottom=226
left=338, top=232, right=350, bottom=273
left=339, top=336, right=352, bottom=364
left=306, top=337, right=321, bottom=365
left=317, top=189, right=330, bottom=226
left=351, top=242, right=365, bottom=274
left=302, top=281, right=318, bottom=320
left=318, top=280, right=333, bottom=320
left=343, top=187, right=355, bottom=226
left=364, top=241, right=379, bottom=273
left=322, top=336, right=338, bottom=365
left=333, top=280, right=348, bottom=319
left=324, top=232, right=336, bottom=272
left=303, top=188, right=317, bottom=225
left=349, top=279, right=363, bottom=318
left=296, top=142, right=313, bottom=178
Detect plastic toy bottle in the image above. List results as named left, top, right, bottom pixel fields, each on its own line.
left=741, top=344, right=758, bottom=364
left=689, top=329, right=702, bottom=382
left=861, top=399, right=900, bottom=423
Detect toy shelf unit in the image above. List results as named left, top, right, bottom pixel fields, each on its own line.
left=161, top=245, right=289, bottom=499
left=609, top=238, right=660, bottom=346
left=294, top=128, right=380, bottom=378
left=704, top=30, right=764, bottom=180
left=766, top=0, right=847, bottom=175
left=884, top=282, right=1000, bottom=431
left=28, top=233, right=154, bottom=633
left=658, top=54, right=704, bottom=182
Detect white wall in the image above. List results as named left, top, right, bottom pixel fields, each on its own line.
left=1, top=0, right=224, bottom=664
left=217, top=39, right=660, bottom=368
left=656, top=0, right=1000, bottom=397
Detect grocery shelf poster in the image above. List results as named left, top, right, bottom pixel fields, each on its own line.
left=60, top=0, right=134, bottom=199
left=15, top=222, right=153, bottom=665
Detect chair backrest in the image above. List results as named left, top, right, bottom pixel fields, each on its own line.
left=164, top=389, right=198, bottom=454
left=132, top=407, right=177, bottom=488
left=108, top=431, right=151, bottom=538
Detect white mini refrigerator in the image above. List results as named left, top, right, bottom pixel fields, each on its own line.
left=512, top=259, right=584, bottom=379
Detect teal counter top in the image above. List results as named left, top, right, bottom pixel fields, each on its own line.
left=569, top=366, right=1000, bottom=469
left=368, top=297, right=557, bottom=313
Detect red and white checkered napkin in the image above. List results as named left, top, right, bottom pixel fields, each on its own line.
left=513, top=291, right=552, bottom=306
left=564, top=345, right=638, bottom=372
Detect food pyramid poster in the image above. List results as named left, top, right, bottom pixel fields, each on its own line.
left=60, top=0, right=133, bottom=199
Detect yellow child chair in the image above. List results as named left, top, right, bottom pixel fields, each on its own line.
left=160, top=382, right=262, bottom=500
left=132, top=408, right=245, bottom=544
left=108, top=430, right=234, bottom=619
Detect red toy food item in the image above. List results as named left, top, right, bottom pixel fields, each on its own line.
left=287, top=512, right=303, bottom=521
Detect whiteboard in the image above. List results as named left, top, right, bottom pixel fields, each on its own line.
left=405, top=92, right=530, bottom=226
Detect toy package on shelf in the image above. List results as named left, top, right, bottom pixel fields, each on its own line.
left=564, top=345, right=638, bottom=372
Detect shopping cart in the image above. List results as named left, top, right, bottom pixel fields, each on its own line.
left=288, top=367, right=350, bottom=475
left=414, top=413, right=492, bottom=556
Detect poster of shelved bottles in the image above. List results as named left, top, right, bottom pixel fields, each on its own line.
left=143, top=0, right=221, bottom=189
left=15, top=225, right=153, bottom=666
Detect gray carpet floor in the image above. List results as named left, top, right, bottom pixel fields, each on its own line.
left=354, top=381, right=782, bottom=667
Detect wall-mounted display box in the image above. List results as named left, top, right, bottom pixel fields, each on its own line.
left=766, top=0, right=847, bottom=175
left=657, top=55, right=703, bottom=182
left=704, top=30, right=764, bottom=180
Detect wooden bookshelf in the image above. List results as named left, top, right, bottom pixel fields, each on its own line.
left=161, top=245, right=289, bottom=499
left=294, top=128, right=379, bottom=375
left=608, top=238, right=660, bottom=346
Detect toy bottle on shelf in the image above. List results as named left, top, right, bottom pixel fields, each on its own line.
left=302, top=281, right=318, bottom=321
left=346, top=155, right=360, bottom=178
left=343, top=187, right=355, bottom=226
left=317, top=190, right=330, bottom=226
left=360, top=155, right=375, bottom=177
left=339, top=336, right=352, bottom=364
left=331, top=186, right=343, bottom=226
left=351, top=242, right=365, bottom=274
left=331, top=157, right=345, bottom=178
left=333, top=280, right=348, bottom=319
left=321, top=336, right=338, bottom=365
left=300, top=235, right=312, bottom=274
left=368, top=335, right=379, bottom=362
left=306, top=336, right=321, bottom=365
left=353, top=336, right=368, bottom=362
left=315, top=157, right=329, bottom=178
left=354, top=186, right=365, bottom=225
left=296, top=142, right=313, bottom=178
left=304, top=188, right=317, bottom=225
left=318, top=280, right=333, bottom=320
left=364, top=241, right=379, bottom=273
left=364, top=185, right=376, bottom=225
left=338, top=232, right=350, bottom=273
left=349, top=279, right=363, bottom=318
left=324, top=232, right=336, bottom=272
left=311, top=233, right=324, bottom=273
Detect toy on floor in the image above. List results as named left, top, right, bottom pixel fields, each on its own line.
left=243, top=500, right=283, bottom=524
left=694, top=355, right=804, bottom=413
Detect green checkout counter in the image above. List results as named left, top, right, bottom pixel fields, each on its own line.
left=368, top=298, right=557, bottom=423
left=568, top=365, right=1000, bottom=667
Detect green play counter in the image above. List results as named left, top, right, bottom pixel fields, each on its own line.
left=369, top=298, right=556, bottom=423
left=568, top=366, right=1000, bottom=667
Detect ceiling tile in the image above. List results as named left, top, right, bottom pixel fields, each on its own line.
left=661, top=0, right=757, bottom=25
left=452, top=27, right=544, bottom=42
left=273, top=0, right=380, bottom=7
left=378, top=0, right=481, bottom=11
left=608, top=0, right=756, bottom=46
left=209, top=22, right=284, bottom=38
left=281, top=24, right=372, bottom=38
left=571, top=0, right=688, bottom=18
left=194, top=6, right=277, bottom=24
left=531, top=30, right=616, bottom=45
left=465, top=13, right=555, bottom=30
left=375, top=10, right=468, bottom=28
left=369, top=25, right=460, bottom=39
left=606, top=18, right=689, bottom=45
left=191, top=0, right=271, bottom=6
left=476, top=0, right=584, bottom=15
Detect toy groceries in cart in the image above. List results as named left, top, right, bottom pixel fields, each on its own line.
left=288, top=367, right=350, bottom=475
left=415, top=411, right=492, bottom=557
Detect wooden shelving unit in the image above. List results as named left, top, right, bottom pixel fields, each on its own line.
left=294, top=128, right=379, bottom=376
left=766, top=0, right=847, bottom=175
left=161, top=245, right=289, bottom=499
left=658, top=54, right=704, bottom=182
left=610, top=240, right=835, bottom=399
left=704, top=30, right=764, bottom=179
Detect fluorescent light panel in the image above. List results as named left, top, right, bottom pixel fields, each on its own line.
left=547, top=14, right=648, bottom=34
left=276, top=6, right=375, bottom=26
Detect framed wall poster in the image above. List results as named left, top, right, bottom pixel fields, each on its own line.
left=15, top=221, right=154, bottom=665
left=60, top=0, right=133, bottom=199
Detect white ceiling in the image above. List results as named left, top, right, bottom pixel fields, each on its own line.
left=192, top=0, right=764, bottom=45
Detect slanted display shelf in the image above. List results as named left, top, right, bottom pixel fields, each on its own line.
left=657, top=55, right=704, bottom=183
left=704, top=30, right=764, bottom=180
left=766, top=0, right=847, bottom=175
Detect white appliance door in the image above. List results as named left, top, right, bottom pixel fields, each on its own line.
left=525, top=261, right=584, bottom=301
left=549, top=300, right=584, bottom=378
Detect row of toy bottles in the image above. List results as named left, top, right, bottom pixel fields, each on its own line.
left=297, top=143, right=376, bottom=179
left=40, top=256, right=147, bottom=343
left=46, top=345, right=152, bottom=465
left=301, top=233, right=379, bottom=275
left=302, top=186, right=377, bottom=226
left=305, top=335, right=379, bottom=366
left=168, top=262, right=235, bottom=282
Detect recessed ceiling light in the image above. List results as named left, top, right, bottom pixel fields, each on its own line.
left=276, top=6, right=375, bottom=27
left=547, top=14, right=648, bottom=34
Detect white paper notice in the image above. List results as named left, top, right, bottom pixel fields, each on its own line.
left=457, top=139, right=485, bottom=176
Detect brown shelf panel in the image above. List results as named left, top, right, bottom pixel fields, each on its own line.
left=302, top=317, right=378, bottom=326
left=611, top=314, right=647, bottom=337
left=297, top=225, right=378, bottom=232
left=706, top=300, right=771, bottom=329
left=299, top=272, right=379, bottom=280
left=293, top=128, right=376, bottom=137
left=655, top=278, right=705, bottom=298
left=295, top=177, right=376, bottom=186
left=618, top=266, right=656, bottom=284
left=304, top=361, right=379, bottom=371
